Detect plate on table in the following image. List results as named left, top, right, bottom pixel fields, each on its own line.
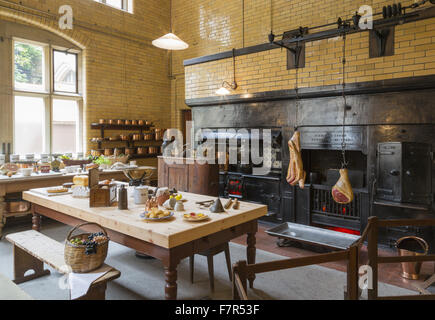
left=140, top=211, right=174, bottom=221
left=183, top=213, right=210, bottom=222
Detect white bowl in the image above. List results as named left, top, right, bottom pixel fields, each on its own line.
left=20, top=168, right=33, bottom=177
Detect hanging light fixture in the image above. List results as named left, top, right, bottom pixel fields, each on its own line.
left=216, top=49, right=238, bottom=95
left=152, top=33, right=188, bottom=50
left=152, top=1, right=188, bottom=50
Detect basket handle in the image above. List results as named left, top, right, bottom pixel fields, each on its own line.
left=396, top=236, right=429, bottom=255
left=66, top=222, right=108, bottom=241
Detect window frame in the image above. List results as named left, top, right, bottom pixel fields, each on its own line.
left=12, top=38, right=83, bottom=155
left=94, top=0, right=132, bottom=13
left=52, top=48, right=79, bottom=95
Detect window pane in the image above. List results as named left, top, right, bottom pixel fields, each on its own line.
left=53, top=50, right=77, bottom=93
left=14, top=96, right=45, bottom=154
left=14, top=42, right=45, bottom=91
left=106, top=0, right=123, bottom=9
left=52, top=99, right=78, bottom=154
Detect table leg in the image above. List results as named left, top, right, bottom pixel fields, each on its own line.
left=0, top=196, right=5, bottom=239
left=32, top=208, right=41, bottom=231
left=164, top=265, right=178, bottom=300
left=247, top=231, right=256, bottom=288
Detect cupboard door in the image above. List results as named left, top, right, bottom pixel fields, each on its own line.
left=188, top=163, right=219, bottom=196
left=168, top=165, right=189, bottom=192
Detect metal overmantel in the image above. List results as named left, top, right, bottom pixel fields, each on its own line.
left=185, top=75, right=435, bottom=107
left=184, top=6, right=435, bottom=67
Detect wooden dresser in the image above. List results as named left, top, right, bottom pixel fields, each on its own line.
left=157, top=156, right=219, bottom=196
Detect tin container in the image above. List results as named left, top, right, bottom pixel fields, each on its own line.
left=134, top=186, right=149, bottom=205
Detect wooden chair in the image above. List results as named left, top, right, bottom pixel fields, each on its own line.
left=189, top=242, right=232, bottom=292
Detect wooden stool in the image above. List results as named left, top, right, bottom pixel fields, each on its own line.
left=189, top=243, right=232, bottom=292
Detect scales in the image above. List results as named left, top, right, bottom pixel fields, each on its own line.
left=122, top=166, right=156, bottom=186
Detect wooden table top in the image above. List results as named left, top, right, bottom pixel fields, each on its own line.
left=23, top=187, right=267, bottom=249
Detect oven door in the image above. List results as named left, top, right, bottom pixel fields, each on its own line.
left=244, top=176, right=281, bottom=217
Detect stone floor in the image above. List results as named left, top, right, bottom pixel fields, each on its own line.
left=0, top=218, right=417, bottom=300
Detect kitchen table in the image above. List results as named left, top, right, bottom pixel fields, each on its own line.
left=23, top=188, right=267, bottom=299
left=0, top=170, right=127, bottom=238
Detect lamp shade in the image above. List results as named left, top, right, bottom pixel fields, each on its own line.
left=216, top=87, right=231, bottom=96
left=152, top=33, right=189, bottom=50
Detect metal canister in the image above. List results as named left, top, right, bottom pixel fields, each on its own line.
left=118, top=185, right=128, bottom=210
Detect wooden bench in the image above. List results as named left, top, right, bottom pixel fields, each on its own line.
left=0, top=272, right=33, bottom=300
left=6, top=230, right=120, bottom=300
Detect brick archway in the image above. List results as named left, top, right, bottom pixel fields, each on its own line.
left=0, top=9, right=90, bottom=49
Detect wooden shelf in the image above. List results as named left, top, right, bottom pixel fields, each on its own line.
left=90, top=123, right=153, bottom=131
left=129, top=153, right=161, bottom=159
left=91, top=139, right=163, bottom=144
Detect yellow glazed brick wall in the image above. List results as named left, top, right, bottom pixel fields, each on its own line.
left=171, top=0, right=435, bottom=101
left=0, top=0, right=172, bottom=156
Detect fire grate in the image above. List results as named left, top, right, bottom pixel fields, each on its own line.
left=311, top=185, right=361, bottom=221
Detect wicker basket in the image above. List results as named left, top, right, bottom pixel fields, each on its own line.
left=64, top=222, right=109, bottom=273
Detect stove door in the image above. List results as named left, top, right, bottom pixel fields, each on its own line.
left=377, top=143, right=402, bottom=202
left=402, top=143, right=432, bottom=205
left=244, top=176, right=281, bottom=217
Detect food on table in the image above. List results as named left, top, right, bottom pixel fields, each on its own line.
left=286, top=131, right=306, bottom=189
left=145, top=197, right=158, bottom=212
left=155, top=187, right=170, bottom=206
left=86, top=163, right=99, bottom=171
left=332, top=168, right=354, bottom=204
left=47, top=187, right=68, bottom=194
left=73, top=175, right=89, bottom=187
left=63, top=182, right=74, bottom=189
left=50, top=159, right=62, bottom=172
left=144, top=207, right=171, bottom=219
left=183, top=212, right=209, bottom=221
left=1, top=163, right=19, bottom=177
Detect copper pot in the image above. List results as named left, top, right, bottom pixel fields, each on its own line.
left=117, top=119, right=125, bottom=125
left=149, top=146, right=158, bottom=154
left=125, top=120, right=131, bottom=125
left=132, top=134, right=142, bottom=141
left=138, top=120, right=145, bottom=126
left=125, top=148, right=136, bottom=155
left=131, top=120, right=138, bottom=125
left=104, top=148, right=114, bottom=156
left=145, top=121, right=152, bottom=126
left=99, top=119, right=105, bottom=124
left=137, top=147, right=148, bottom=155
left=144, top=133, right=153, bottom=141
left=120, top=134, right=131, bottom=141
left=155, top=128, right=163, bottom=141
left=108, top=119, right=115, bottom=125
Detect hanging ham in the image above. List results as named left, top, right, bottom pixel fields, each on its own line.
left=286, top=131, right=306, bottom=189
left=332, top=169, right=354, bottom=204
